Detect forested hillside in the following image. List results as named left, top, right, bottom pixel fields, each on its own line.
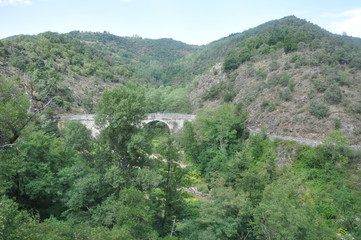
left=1, top=16, right=361, bottom=239
left=0, top=31, right=197, bottom=114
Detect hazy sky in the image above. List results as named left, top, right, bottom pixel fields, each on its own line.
left=1, top=0, right=361, bottom=45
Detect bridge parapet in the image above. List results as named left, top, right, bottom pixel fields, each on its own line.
left=56, top=113, right=196, bottom=136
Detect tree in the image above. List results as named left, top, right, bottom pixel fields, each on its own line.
left=11, top=129, right=74, bottom=218
left=61, top=120, right=92, bottom=153
left=95, top=82, right=146, bottom=169
left=0, top=77, right=29, bottom=147
left=91, top=188, right=158, bottom=239
left=179, top=186, right=253, bottom=240
left=0, top=196, right=38, bottom=240
left=253, top=177, right=337, bottom=240
left=195, top=103, right=248, bottom=151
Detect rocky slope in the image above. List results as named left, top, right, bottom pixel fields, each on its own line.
left=189, top=18, right=361, bottom=143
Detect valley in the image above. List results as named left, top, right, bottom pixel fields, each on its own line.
left=1, top=16, right=361, bottom=239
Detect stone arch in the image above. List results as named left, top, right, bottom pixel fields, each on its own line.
left=142, top=119, right=172, bottom=132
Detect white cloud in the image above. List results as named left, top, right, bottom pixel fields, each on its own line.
left=327, top=8, right=361, bottom=37
left=0, top=0, right=31, bottom=6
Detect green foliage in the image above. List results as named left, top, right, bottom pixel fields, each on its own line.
left=223, top=46, right=253, bottom=72
left=269, top=60, right=280, bottom=71
left=0, top=197, right=38, bottom=240
left=253, top=177, right=337, bottom=240
left=91, top=188, right=158, bottom=239
left=202, top=82, right=227, bottom=101
left=14, top=129, right=73, bottom=218
left=144, top=86, right=192, bottom=113
left=268, top=71, right=292, bottom=87
left=324, top=84, right=342, bottom=104
left=261, top=100, right=276, bottom=112
left=309, top=99, right=330, bottom=119
left=279, top=87, right=293, bottom=101
left=2, top=16, right=361, bottom=239
left=179, top=187, right=252, bottom=239
left=313, top=79, right=329, bottom=92
left=195, top=104, right=248, bottom=151
left=223, top=90, right=237, bottom=102
left=0, top=76, right=29, bottom=146
left=96, top=83, right=146, bottom=158
left=61, top=120, right=92, bottom=152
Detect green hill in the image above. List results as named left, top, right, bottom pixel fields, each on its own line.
left=0, top=31, right=198, bottom=113
left=1, top=16, right=361, bottom=142
left=1, top=16, right=361, bottom=239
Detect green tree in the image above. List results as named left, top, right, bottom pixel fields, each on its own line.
left=0, top=76, right=29, bottom=147
left=0, top=196, right=38, bottom=240
left=12, top=129, right=74, bottom=218
left=179, top=186, right=253, bottom=240
left=91, top=188, right=158, bottom=239
left=61, top=120, right=92, bottom=152
left=253, top=177, right=337, bottom=240
left=195, top=103, right=248, bottom=151
left=95, top=82, right=146, bottom=169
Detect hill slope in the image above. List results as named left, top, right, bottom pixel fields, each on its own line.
left=0, top=31, right=198, bottom=113
left=188, top=16, right=361, bottom=143
left=1, top=16, right=361, bottom=143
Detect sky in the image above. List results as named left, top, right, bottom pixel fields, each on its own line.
left=1, top=0, right=361, bottom=45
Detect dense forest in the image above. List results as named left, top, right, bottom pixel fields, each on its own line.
left=1, top=16, right=361, bottom=239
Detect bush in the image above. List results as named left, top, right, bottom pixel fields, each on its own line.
left=269, top=61, right=280, bottom=71
left=268, top=72, right=291, bottom=87
left=279, top=88, right=292, bottom=101
left=261, top=100, right=276, bottom=112
left=223, top=91, right=237, bottom=102
left=309, top=99, right=330, bottom=119
left=313, top=79, right=328, bottom=92
left=202, top=82, right=227, bottom=101
left=256, top=70, right=267, bottom=80
left=324, top=84, right=342, bottom=104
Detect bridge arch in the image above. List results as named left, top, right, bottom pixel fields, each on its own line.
left=142, top=119, right=171, bottom=134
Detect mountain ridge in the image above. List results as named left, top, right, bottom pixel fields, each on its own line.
left=1, top=16, right=361, bottom=143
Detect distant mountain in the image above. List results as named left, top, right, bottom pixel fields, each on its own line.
left=68, top=31, right=200, bottom=85
left=1, top=16, right=361, bottom=142
left=0, top=31, right=198, bottom=113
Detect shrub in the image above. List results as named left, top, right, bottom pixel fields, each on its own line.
left=288, top=78, right=296, bottom=92
left=202, top=82, right=227, bottom=101
left=269, top=61, right=280, bottom=71
left=256, top=70, right=267, bottom=80
left=324, top=84, right=342, bottom=104
left=223, top=91, right=237, bottom=102
left=268, top=72, right=291, bottom=87
left=261, top=100, right=276, bottom=112
left=279, top=88, right=292, bottom=101
left=309, top=99, right=330, bottom=119
left=313, top=79, right=328, bottom=92
left=337, top=71, right=353, bottom=86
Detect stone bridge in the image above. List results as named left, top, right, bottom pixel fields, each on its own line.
left=56, top=113, right=196, bottom=136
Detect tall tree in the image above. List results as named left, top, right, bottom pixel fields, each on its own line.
left=0, top=77, right=29, bottom=147
left=95, top=82, right=146, bottom=169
